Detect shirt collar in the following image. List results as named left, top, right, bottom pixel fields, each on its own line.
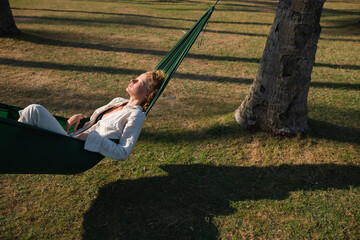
left=124, top=104, right=143, bottom=112
left=111, top=97, right=144, bottom=112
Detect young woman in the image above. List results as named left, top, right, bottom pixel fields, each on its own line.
left=18, top=70, right=166, bottom=160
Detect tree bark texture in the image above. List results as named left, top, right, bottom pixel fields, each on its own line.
left=0, top=0, right=21, bottom=36
left=235, top=0, right=326, bottom=135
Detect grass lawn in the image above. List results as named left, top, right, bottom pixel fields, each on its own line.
left=1, top=0, right=359, bottom=239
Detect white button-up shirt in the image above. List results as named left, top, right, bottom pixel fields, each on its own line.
left=69, top=97, right=146, bottom=160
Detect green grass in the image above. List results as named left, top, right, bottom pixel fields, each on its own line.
left=1, top=0, right=360, bottom=239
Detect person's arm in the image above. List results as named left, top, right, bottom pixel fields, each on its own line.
left=66, top=114, right=85, bottom=133
left=82, top=112, right=145, bottom=160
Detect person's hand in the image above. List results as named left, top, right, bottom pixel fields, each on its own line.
left=66, top=114, right=84, bottom=133
left=76, top=132, right=88, bottom=141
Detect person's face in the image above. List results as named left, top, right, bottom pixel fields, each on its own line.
left=126, top=73, right=149, bottom=100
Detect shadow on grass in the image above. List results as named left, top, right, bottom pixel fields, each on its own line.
left=0, top=83, right=118, bottom=114
left=14, top=32, right=261, bottom=64
left=12, top=8, right=360, bottom=42
left=155, top=5, right=360, bottom=17
left=14, top=32, right=360, bottom=70
left=319, top=37, right=360, bottom=43
left=0, top=57, right=252, bottom=84
left=140, top=117, right=360, bottom=145
left=152, top=7, right=263, bottom=13
left=140, top=121, right=246, bottom=143
left=2, top=55, right=360, bottom=87
left=322, top=8, right=360, bottom=17
left=314, top=63, right=360, bottom=71
left=82, top=163, right=360, bottom=239
left=310, top=81, right=360, bottom=90
left=309, top=119, right=360, bottom=145
left=12, top=7, right=272, bottom=26
left=14, top=15, right=269, bottom=38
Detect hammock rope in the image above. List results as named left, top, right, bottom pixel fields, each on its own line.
left=146, top=0, right=220, bottom=114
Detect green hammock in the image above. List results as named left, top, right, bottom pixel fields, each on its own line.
left=0, top=2, right=218, bottom=174
left=0, top=103, right=102, bottom=174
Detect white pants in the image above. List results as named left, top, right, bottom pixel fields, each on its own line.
left=19, top=104, right=68, bottom=136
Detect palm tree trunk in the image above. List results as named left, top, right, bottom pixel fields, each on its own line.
left=0, top=0, right=21, bottom=36
left=235, top=0, right=326, bottom=135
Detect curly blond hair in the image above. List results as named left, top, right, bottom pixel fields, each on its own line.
left=142, top=70, right=166, bottom=112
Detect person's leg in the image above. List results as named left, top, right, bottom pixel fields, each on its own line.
left=18, top=104, right=67, bottom=135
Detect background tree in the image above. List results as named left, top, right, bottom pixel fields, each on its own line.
left=235, top=0, right=326, bottom=135
left=0, top=0, right=21, bottom=36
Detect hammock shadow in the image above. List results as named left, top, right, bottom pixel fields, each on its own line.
left=81, top=163, right=360, bottom=240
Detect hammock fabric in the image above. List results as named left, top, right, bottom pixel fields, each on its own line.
left=0, top=103, right=103, bottom=174
left=0, top=3, right=218, bottom=174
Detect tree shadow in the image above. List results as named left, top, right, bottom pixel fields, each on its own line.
left=310, top=81, right=360, bottom=90
left=308, top=119, right=360, bottom=145
left=216, top=1, right=278, bottom=9
left=147, top=0, right=200, bottom=3
left=133, top=0, right=278, bottom=13
left=82, top=163, right=360, bottom=239
left=140, top=120, right=245, bottom=144
left=14, top=32, right=360, bottom=71
left=14, top=15, right=269, bottom=38
left=0, top=83, right=117, bottom=114
left=2, top=56, right=359, bottom=89
left=322, top=8, right=360, bottom=17
left=151, top=7, right=263, bottom=13
left=14, top=31, right=261, bottom=64
left=12, top=7, right=272, bottom=26
left=319, top=37, right=360, bottom=43
left=12, top=7, right=360, bottom=42
left=0, top=57, right=252, bottom=84
left=140, top=117, right=360, bottom=145
left=314, top=62, right=360, bottom=71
